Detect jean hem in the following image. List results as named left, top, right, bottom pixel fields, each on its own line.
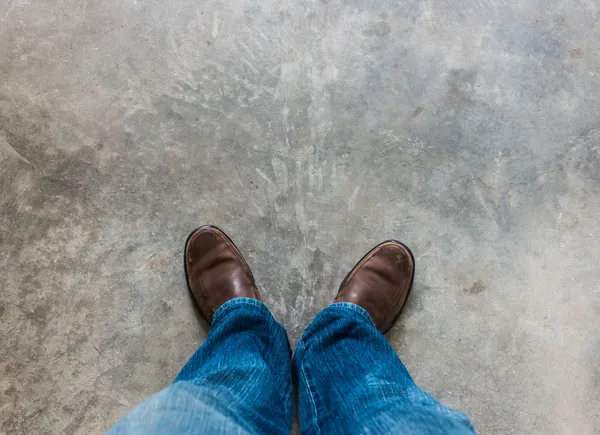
left=212, top=298, right=271, bottom=326
left=327, top=302, right=375, bottom=326
left=296, top=302, right=376, bottom=351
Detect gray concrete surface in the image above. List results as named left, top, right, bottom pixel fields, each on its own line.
left=1, top=0, right=599, bottom=433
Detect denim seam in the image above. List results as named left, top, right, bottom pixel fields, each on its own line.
left=297, top=340, right=320, bottom=434
left=265, top=334, right=295, bottom=408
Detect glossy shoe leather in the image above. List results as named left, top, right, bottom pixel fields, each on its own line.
left=335, top=240, right=415, bottom=334
left=184, top=225, right=261, bottom=324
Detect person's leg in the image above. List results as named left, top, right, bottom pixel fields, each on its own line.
left=109, top=226, right=293, bottom=435
left=294, top=303, right=474, bottom=434
left=110, top=298, right=292, bottom=435
left=294, top=241, right=475, bottom=434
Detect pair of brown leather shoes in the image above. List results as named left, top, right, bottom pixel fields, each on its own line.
left=185, top=226, right=414, bottom=334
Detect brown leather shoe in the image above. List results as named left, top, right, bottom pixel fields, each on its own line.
left=335, top=240, right=415, bottom=334
left=184, top=225, right=261, bottom=324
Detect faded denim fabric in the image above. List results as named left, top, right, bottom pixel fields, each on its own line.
left=294, top=302, right=474, bottom=435
left=109, top=298, right=474, bottom=434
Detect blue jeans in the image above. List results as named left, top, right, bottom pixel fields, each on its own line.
left=109, top=299, right=474, bottom=434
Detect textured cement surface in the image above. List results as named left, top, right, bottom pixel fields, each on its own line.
left=1, top=0, right=599, bottom=433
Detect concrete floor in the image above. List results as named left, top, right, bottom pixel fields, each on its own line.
left=1, top=0, right=599, bottom=433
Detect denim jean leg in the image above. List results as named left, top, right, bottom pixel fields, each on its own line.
left=109, top=298, right=293, bottom=435
left=294, top=302, right=475, bottom=435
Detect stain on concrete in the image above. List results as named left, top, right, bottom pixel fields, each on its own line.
left=569, top=48, right=584, bottom=59
left=464, top=280, right=486, bottom=295
left=412, top=106, right=425, bottom=118
left=363, top=21, right=391, bottom=37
